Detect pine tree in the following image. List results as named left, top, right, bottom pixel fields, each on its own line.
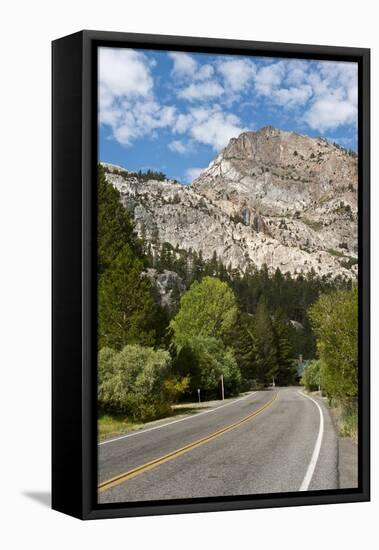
left=272, top=309, right=297, bottom=385
left=97, top=164, right=140, bottom=274
left=225, top=312, right=257, bottom=387
left=207, top=251, right=218, bottom=276
left=98, top=245, right=158, bottom=350
left=253, top=298, right=277, bottom=384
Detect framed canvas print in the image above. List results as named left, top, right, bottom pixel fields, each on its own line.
left=52, top=30, right=370, bottom=520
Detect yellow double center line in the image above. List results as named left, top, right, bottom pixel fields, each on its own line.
left=98, top=391, right=278, bottom=493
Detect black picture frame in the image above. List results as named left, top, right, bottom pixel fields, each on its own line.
left=52, top=30, right=370, bottom=520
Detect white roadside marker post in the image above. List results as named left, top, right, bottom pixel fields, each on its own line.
left=197, top=388, right=201, bottom=403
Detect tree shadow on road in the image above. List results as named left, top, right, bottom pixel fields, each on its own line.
left=172, top=406, right=213, bottom=416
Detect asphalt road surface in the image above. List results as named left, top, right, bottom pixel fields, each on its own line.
left=98, top=387, right=339, bottom=504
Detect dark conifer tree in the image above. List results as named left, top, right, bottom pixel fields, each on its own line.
left=98, top=245, right=158, bottom=350
left=272, top=309, right=297, bottom=385
left=97, top=164, right=140, bottom=274
left=253, top=298, right=276, bottom=384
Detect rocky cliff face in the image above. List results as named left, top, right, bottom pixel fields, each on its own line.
left=142, top=268, right=185, bottom=311
left=102, top=127, right=358, bottom=279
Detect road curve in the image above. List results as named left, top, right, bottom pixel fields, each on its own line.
left=98, top=387, right=338, bottom=504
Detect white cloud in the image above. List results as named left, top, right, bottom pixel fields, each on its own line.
left=173, top=106, right=248, bottom=151
left=178, top=81, right=224, bottom=101
left=173, top=107, right=213, bottom=132
left=191, top=112, right=246, bottom=150
left=189, top=107, right=213, bottom=123
left=98, top=48, right=154, bottom=135
left=111, top=100, right=176, bottom=145
left=284, top=60, right=309, bottom=86
left=168, top=52, right=198, bottom=78
left=272, top=84, right=313, bottom=108
left=168, top=140, right=193, bottom=154
left=303, top=61, right=358, bottom=131
left=217, top=58, right=256, bottom=92
left=99, top=47, right=357, bottom=152
left=304, top=95, right=356, bottom=132
left=99, top=85, right=122, bottom=127
left=168, top=52, right=214, bottom=82
left=185, top=167, right=204, bottom=183
left=318, top=61, right=357, bottom=89
left=197, top=64, right=214, bottom=80
left=99, top=47, right=176, bottom=146
left=251, top=58, right=357, bottom=133
left=99, top=47, right=153, bottom=98
left=255, top=61, right=285, bottom=95
left=172, top=113, right=194, bottom=134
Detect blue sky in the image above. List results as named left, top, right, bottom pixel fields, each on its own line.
left=98, top=47, right=358, bottom=184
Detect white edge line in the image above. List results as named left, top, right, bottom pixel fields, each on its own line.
left=98, top=391, right=257, bottom=446
left=298, top=390, right=325, bottom=491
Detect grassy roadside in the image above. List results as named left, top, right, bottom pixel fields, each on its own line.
left=98, top=391, right=253, bottom=441
left=98, top=413, right=143, bottom=441
left=304, top=390, right=358, bottom=441
left=326, top=395, right=358, bottom=488
left=329, top=399, right=358, bottom=441
left=98, top=409, right=192, bottom=441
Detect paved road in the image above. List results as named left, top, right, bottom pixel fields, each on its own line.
left=98, top=387, right=338, bottom=504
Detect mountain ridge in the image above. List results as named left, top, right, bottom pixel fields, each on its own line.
left=101, top=126, right=358, bottom=279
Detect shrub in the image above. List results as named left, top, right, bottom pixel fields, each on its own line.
left=163, top=375, right=190, bottom=403
left=230, top=213, right=245, bottom=225
left=98, top=347, right=117, bottom=389
left=98, top=344, right=181, bottom=421
left=302, top=218, right=323, bottom=231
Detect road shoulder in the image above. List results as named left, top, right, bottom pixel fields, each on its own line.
left=338, top=438, right=358, bottom=488
left=301, top=391, right=339, bottom=491
left=99, top=391, right=256, bottom=444
left=304, top=390, right=358, bottom=489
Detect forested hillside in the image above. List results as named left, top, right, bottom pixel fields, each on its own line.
left=97, top=164, right=356, bottom=434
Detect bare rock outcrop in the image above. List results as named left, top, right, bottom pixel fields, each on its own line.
left=143, top=268, right=186, bottom=311
left=102, top=127, right=358, bottom=279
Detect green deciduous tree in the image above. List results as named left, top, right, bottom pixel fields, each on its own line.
left=173, top=335, right=241, bottom=396
left=170, top=276, right=238, bottom=346
left=301, top=360, right=321, bottom=392
left=309, top=288, right=358, bottom=400
left=170, top=277, right=240, bottom=397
